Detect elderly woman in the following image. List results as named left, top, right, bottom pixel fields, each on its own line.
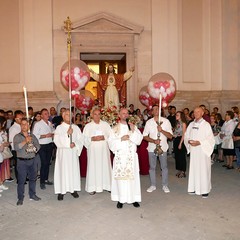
left=220, top=111, right=237, bottom=169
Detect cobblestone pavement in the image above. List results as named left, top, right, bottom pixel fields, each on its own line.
left=0, top=156, right=240, bottom=240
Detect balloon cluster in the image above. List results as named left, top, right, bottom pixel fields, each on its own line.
left=139, top=86, right=158, bottom=109
left=139, top=72, right=176, bottom=109
left=72, top=90, right=94, bottom=112
left=60, top=59, right=90, bottom=92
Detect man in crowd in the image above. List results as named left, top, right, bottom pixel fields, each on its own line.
left=33, top=108, right=54, bottom=190
left=9, top=110, right=24, bottom=182
left=143, top=105, right=173, bottom=193
left=184, top=107, right=215, bottom=198
left=83, top=107, right=112, bottom=195
left=14, top=118, right=41, bottom=205
left=53, top=109, right=83, bottom=200
left=108, top=108, right=143, bottom=208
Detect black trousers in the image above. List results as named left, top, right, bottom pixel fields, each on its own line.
left=39, top=143, right=53, bottom=184
left=173, top=136, right=187, bottom=172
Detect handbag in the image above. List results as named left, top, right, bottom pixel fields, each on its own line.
left=221, top=136, right=234, bottom=149
left=2, top=147, right=13, bottom=160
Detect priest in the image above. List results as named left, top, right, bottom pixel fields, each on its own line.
left=83, top=107, right=112, bottom=195
left=184, top=107, right=215, bottom=198
left=53, top=109, right=83, bottom=201
left=108, top=108, right=143, bottom=208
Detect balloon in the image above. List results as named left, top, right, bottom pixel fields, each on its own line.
left=73, top=90, right=94, bottom=112
left=60, top=59, right=90, bottom=91
left=139, top=86, right=158, bottom=109
left=148, top=73, right=177, bottom=107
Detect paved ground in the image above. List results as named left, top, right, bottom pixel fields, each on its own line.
left=0, top=156, right=240, bottom=240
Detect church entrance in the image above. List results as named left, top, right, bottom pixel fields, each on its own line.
left=80, top=52, right=126, bottom=105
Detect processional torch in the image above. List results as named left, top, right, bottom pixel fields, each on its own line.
left=64, top=16, right=73, bottom=143
left=154, top=94, right=163, bottom=156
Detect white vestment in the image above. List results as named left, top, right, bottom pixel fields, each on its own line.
left=108, top=123, right=143, bottom=204
left=184, top=118, right=215, bottom=195
left=54, top=122, right=83, bottom=194
left=83, top=120, right=112, bottom=192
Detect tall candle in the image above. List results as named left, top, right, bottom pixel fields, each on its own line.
left=158, top=93, right=162, bottom=123
left=23, top=86, right=29, bottom=119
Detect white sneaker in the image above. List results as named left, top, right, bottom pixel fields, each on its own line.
left=162, top=186, right=170, bottom=193
left=0, top=184, right=8, bottom=190
left=146, top=186, right=156, bottom=193
left=0, top=189, right=3, bottom=193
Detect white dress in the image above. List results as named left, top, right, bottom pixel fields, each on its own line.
left=108, top=123, right=143, bottom=204
left=54, top=122, right=83, bottom=194
left=83, top=120, right=112, bottom=193
left=184, top=118, right=215, bottom=195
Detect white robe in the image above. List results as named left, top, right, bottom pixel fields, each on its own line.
left=184, top=118, right=215, bottom=195
left=108, top=123, right=143, bottom=204
left=54, top=122, right=83, bottom=194
left=83, top=120, right=112, bottom=193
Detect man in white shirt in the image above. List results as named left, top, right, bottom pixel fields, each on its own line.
left=143, top=105, right=173, bottom=193
left=9, top=110, right=24, bottom=182
left=33, top=108, right=54, bottom=190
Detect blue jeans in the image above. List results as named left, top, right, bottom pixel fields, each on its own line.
left=235, top=147, right=240, bottom=167
left=17, top=158, right=37, bottom=200
left=148, top=152, right=168, bottom=187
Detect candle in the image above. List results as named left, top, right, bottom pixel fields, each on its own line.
left=23, top=86, right=29, bottom=119
left=158, top=93, right=162, bottom=123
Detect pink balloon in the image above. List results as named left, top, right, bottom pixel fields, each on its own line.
left=74, top=90, right=94, bottom=111
left=139, top=86, right=158, bottom=109
left=148, top=72, right=176, bottom=107
left=60, top=59, right=90, bottom=91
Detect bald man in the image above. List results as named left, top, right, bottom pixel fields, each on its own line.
left=184, top=107, right=215, bottom=198
left=108, top=108, right=143, bottom=208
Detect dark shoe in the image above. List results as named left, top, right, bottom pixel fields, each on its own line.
left=133, top=202, right=140, bottom=208
left=57, top=194, right=64, bottom=201
left=222, top=164, right=228, bottom=167
left=45, top=180, right=53, bottom=185
left=71, top=191, right=79, bottom=198
left=178, top=172, right=186, bottom=178
left=117, top=202, right=123, bottom=209
left=217, top=160, right=224, bottom=163
left=40, top=183, right=46, bottom=190
left=5, top=177, right=14, bottom=183
left=226, top=166, right=234, bottom=170
left=202, top=193, right=209, bottom=198
left=30, top=195, right=41, bottom=201
left=17, top=199, right=23, bottom=206
left=188, top=192, right=195, bottom=195
left=89, top=191, right=96, bottom=195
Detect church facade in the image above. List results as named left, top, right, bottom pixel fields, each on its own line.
left=0, top=0, right=239, bottom=113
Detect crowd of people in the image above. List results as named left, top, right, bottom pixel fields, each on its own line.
left=0, top=103, right=239, bottom=207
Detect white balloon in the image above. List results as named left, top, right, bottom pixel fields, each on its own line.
left=74, top=67, right=80, bottom=73
left=166, top=88, right=171, bottom=95
left=162, top=92, right=167, bottom=98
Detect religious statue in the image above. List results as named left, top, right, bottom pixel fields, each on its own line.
left=90, top=64, right=134, bottom=108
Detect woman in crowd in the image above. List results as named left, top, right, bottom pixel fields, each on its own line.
left=232, top=119, right=240, bottom=171
left=215, top=113, right=225, bottom=162
left=75, top=113, right=83, bottom=129
left=0, top=116, right=11, bottom=195
left=220, top=111, right=237, bottom=169
left=173, top=111, right=187, bottom=178
left=210, top=114, right=221, bottom=163
left=30, top=111, right=41, bottom=132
